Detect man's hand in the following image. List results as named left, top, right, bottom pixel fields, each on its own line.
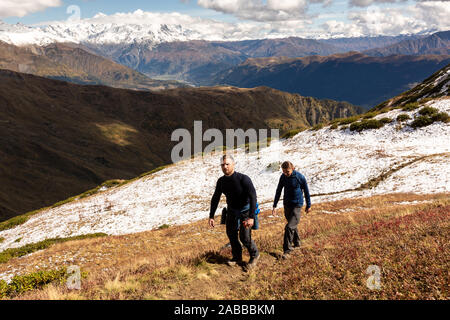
left=305, top=207, right=311, bottom=214
left=244, top=218, right=254, bottom=229
left=272, top=208, right=277, bottom=216
left=209, top=218, right=215, bottom=228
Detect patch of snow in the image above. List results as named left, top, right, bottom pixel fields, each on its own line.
left=0, top=99, right=449, bottom=257
left=433, top=68, right=450, bottom=88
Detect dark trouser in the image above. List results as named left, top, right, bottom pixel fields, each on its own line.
left=283, top=206, right=301, bottom=253
left=226, top=210, right=259, bottom=260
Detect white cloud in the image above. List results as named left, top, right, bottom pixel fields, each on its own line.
left=321, top=1, right=450, bottom=37
left=83, top=9, right=318, bottom=39
left=197, top=0, right=314, bottom=21
left=0, top=0, right=62, bottom=18
left=349, top=0, right=450, bottom=8
left=266, top=0, right=309, bottom=11
left=35, top=2, right=450, bottom=41
left=349, top=0, right=405, bottom=7
left=83, top=10, right=285, bottom=41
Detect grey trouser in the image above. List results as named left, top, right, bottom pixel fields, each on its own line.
left=283, top=206, right=301, bottom=253
left=226, top=210, right=259, bottom=260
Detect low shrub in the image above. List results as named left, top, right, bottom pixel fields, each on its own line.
left=431, top=112, right=450, bottom=123
left=312, top=123, right=324, bottom=131
left=401, top=102, right=420, bottom=111
left=418, top=106, right=438, bottom=116
left=363, top=112, right=378, bottom=119
left=419, top=97, right=433, bottom=104
left=410, top=116, right=434, bottom=129
left=281, top=129, right=303, bottom=139
left=339, top=116, right=360, bottom=125
left=0, top=268, right=68, bottom=298
left=330, top=123, right=338, bottom=130
left=0, top=213, right=36, bottom=232
left=350, top=119, right=385, bottom=132
left=329, top=118, right=342, bottom=125
left=396, top=114, right=411, bottom=122
left=0, top=233, right=107, bottom=264
left=378, top=107, right=391, bottom=114
left=379, top=117, right=392, bottom=124
left=410, top=111, right=449, bottom=129
left=138, top=166, right=168, bottom=178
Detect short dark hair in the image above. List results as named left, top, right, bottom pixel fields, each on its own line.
left=281, top=161, right=294, bottom=169
left=221, top=154, right=235, bottom=164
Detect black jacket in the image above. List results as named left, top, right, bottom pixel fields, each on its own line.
left=209, top=171, right=257, bottom=219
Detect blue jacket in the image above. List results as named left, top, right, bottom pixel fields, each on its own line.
left=273, top=170, right=311, bottom=208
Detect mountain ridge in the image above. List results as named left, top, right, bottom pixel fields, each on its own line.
left=0, top=19, right=430, bottom=47
left=0, top=41, right=186, bottom=90
left=0, top=69, right=361, bottom=221
left=211, top=52, right=450, bottom=108
left=2, top=20, right=442, bottom=86
left=364, top=31, right=450, bottom=57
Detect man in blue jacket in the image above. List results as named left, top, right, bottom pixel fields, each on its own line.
left=272, top=161, right=311, bottom=259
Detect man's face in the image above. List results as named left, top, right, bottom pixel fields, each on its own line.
left=221, top=158, right=235, bottom=176
left=282, top=167, right=293, bottom=177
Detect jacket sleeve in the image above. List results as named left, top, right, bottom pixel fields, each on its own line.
left=209, top=178, right=222, bottom=219
left=300, top=174, right=311, bottom=209
left=273, top=175, right=283, bottom=208
left=242, top=175, right=257, bottom=219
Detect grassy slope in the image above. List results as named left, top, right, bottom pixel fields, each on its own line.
left=2, top=193, right=448, bottom=300
left=0, top=41, right=185, bottom=91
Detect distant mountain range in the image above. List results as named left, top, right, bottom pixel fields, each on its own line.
left=364, top=31, right=450, bottom=56
left=0, top=69, right=361, bottom=221
left=0, top=41, right=186, bottom=90
left=319, top=35, right=424, bottom=52
left=211, top=52, right=450, bottom=109
left=88, top=35, right=428, bottom=85
left=0, top=19, right=424, bottom=49
left=1, top=20, right=440, bottom=86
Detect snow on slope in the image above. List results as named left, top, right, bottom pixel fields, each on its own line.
left=0, top=99, right=449, bottom=253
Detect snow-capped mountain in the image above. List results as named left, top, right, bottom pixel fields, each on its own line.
left=0, top=19, right=204, bottom=47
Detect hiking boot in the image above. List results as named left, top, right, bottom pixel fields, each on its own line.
left=247, top=253, right=260, bottom=269
left=293, top=243, right=301, bottom=250
left=226, top=258, right=242, bottom=266
left=281, top=251, right=291, bottom=260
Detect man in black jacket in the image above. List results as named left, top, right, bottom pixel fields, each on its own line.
left=209, top=154, right=260, bottom=268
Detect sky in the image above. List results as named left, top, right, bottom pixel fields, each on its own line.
left=0, top=0, right=449, bottom=38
